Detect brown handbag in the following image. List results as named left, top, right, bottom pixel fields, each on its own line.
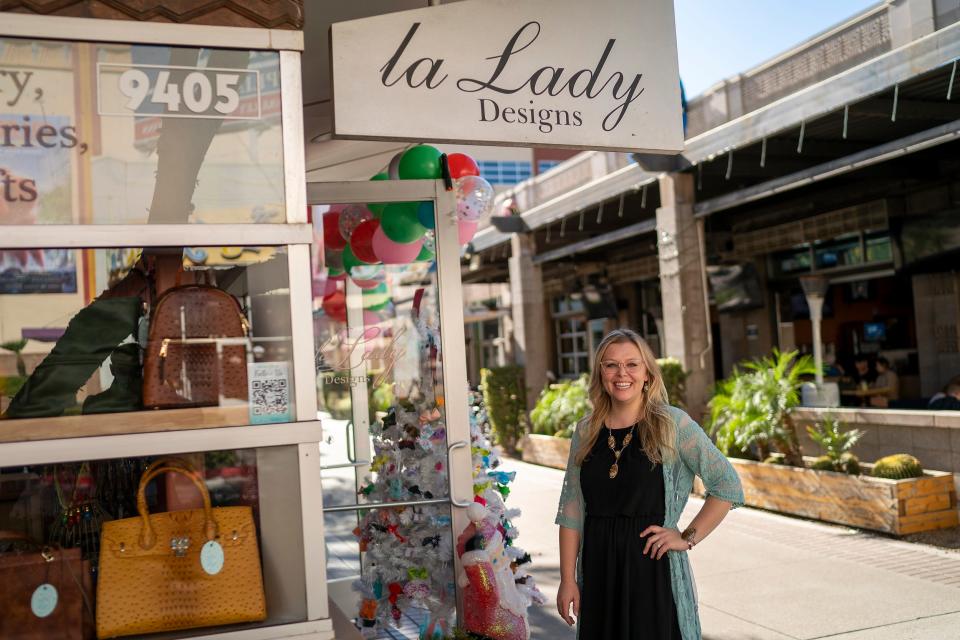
left=0, top=531, right=95, bottom=640
left=142, top=285, right=250, bottom=409
left=96, top=465, right=267, bottom=638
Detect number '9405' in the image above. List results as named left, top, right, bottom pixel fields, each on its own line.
left=118, top=69, right=241, bottom=115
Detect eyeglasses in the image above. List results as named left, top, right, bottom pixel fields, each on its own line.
left=600, top=360, right=644, bottom=375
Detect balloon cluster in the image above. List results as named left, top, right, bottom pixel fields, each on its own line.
left=320, top=146, right=494, bottom=292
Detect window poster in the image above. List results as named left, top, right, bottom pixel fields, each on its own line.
left=0, top=249, right=77, bottom=294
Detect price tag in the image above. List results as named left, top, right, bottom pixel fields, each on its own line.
left=200, top=540, right=225, bottom=575
left=31, top=584, right=58, bottom=618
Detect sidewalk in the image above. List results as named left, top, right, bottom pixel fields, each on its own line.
left=506, top=458, right=960, bottom=640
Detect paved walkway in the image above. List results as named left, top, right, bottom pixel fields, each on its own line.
left=507, top=458, right=960, bottom=640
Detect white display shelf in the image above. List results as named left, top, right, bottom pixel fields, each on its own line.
left=0, top=420, right=324, bottom=467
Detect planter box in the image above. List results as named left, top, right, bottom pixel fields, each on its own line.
left=695, top=458, right=958, bottom=536
left=519, top=434, right=571, bottom=470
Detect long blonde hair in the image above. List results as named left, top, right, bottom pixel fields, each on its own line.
left=574, top=329, right=677, bottom=466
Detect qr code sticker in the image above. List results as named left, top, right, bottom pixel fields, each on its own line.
left=248, top=362, right=291, bottom=424
left=251, top=378, right=288, bottom=416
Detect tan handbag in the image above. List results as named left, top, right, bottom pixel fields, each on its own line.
left=96, top=464, right=267, bottom=638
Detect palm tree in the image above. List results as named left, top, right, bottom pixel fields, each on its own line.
left=709, top=349, right=818, bottom=466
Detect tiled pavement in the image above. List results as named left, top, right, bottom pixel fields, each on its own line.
left=321, top=426, right=960, bottom=639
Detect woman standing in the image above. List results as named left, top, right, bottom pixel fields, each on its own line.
left=556, top=329, right=743, bottom=639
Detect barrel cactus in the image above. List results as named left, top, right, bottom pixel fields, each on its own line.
left=810, top=455, right=836, bottom=471
left=872, top=453, right=923, bottom=479
left=840, top=452, right=861, bottom=475
left=763, top=453, right=787, bottom=465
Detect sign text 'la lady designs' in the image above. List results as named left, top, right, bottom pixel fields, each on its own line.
left=331, top=0, right=684, bottom=153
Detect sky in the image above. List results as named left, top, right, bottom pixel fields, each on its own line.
left=675, top=0, right=882, bottom=97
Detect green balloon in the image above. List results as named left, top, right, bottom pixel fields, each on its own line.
left=369, top=173, right=389, bottom=216
left=398, top=145, right=442, bottom=180
left=380, top=202, right=425, bottom=243
left=415, top=244, right=435, bottom=262
left=362, top=283, right=390, bottom=310
left=341, top=244, right=364, bottom=274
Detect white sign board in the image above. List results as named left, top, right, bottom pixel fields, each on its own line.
left=331, top=0, right=684, bottom=153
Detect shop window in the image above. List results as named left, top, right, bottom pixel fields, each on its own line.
left=552, top=295, right=585, bottom=315
left=0, top=37, right=284, bottom=225
left=479, top=318, right=504, bottom=369
left=814, top=234, right=862, bottom=270
left=0, top=445, right=309, bottom=636
left=773, top=231, right=893, bottom=278
left=865, top=231, right=893, bottom=263
left=774, top=246, right=813, bottom=275
left=0, top=246, right=295, bottom=441
left=556, top=317, right=590, bottom=378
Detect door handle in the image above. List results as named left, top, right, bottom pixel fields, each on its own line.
left=346, top=421, right=356, bottom=463
left=446, top=440, right=473, bottom=508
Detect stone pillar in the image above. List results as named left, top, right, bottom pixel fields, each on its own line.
left=656, top=173, right=714, bottom=420
left=889, top=0, right=936, bottom=49
left=509, top=233, right=549, bottom=411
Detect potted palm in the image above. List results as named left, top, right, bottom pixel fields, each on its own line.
left=708, top=349, right=815, bottom=466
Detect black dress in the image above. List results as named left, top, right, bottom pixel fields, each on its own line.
left=578, top=425, right=682, bottom=639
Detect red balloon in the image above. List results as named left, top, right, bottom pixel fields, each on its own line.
left=323, top=211, right=347, bottom=251
left=350, top=219, right=381, bottom=264
left=321, top=289, right=347, bottom=323
left=447, top=153, right=480, bottom=179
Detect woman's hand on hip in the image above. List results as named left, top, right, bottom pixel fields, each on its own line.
left=640, top=525, right=687, bottom=560
left=556, top=579, right=580, bottom=626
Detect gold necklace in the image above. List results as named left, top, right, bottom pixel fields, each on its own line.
left=606, top=424, right=636, bottom=479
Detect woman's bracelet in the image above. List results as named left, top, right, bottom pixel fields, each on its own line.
left=681, top=526, right=698, bottom=550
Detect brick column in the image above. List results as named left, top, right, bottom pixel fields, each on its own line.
left=656, top=173, right=714, bottom=420
left=509, top=233, right=549, bottom=411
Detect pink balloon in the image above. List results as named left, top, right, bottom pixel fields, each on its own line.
left=353, top=276, right=382, bottom=290
left=372, top=226, right=423, bottom=264
left=458, top=220, right=479, bottom=244
left=322, top=277, right=339, bottom=296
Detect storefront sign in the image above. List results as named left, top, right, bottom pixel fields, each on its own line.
left=331, top=0, right=683, bottom=152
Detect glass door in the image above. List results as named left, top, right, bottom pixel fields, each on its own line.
left=307, top=180, right=471, bottom=638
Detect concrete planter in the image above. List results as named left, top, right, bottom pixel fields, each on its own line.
left=519, top=434, right=571, bottom=470
left=695, top=458, right=958, bottom=536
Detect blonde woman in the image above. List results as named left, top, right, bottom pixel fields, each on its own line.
left=556, top=329, right=743, bottom=639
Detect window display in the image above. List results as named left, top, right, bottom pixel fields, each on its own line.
left=0, top=246, right=295, bottom=442
left=0, top=448, right=278, bottom=639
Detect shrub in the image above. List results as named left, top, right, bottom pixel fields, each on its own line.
left=708, top=349, right=816, bottom=465
left=480, top=366, right=528, bottom=455
left=806, top=414, right=863, bottom=474
left=656, top=357, right=688, bottom=409
left=872, top=453, right=923, bottom=479
left=530, top=375, right=590, bottom=438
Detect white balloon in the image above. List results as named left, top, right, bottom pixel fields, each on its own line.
left=454, top=175, right=495, bottom=222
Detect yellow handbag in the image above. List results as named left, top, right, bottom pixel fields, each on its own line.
left=96, top=461, right=267, bottom=638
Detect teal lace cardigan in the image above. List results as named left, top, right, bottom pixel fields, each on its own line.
left=555, top=406, right=744, bottom=640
